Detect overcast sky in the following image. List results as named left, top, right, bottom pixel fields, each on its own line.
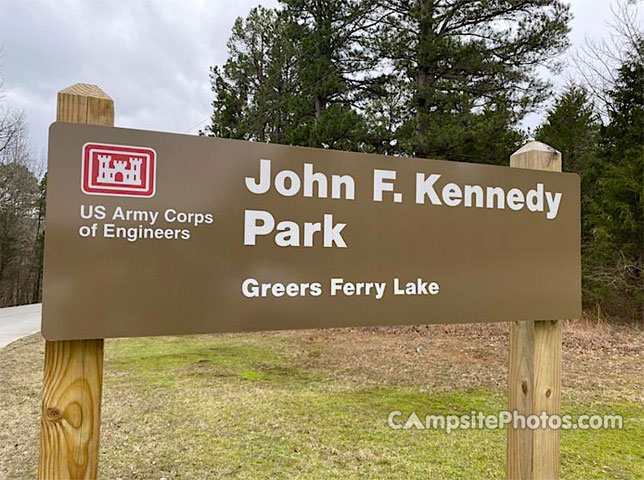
left=1, top=0, right=641, bottom=163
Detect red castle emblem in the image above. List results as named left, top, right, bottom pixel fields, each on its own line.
left=81, top=143, right=156, bottom=197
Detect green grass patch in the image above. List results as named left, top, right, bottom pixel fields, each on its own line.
left=93, top=333, right=644, bottom=479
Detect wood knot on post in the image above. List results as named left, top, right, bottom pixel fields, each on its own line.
left=521, top=380, right=529, bottom=395
left=545, top=388, right=552, bottom=398
left=45, top=407, right=63, bottom=422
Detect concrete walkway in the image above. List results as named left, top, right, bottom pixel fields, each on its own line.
left=0, top=303, right=41, bottom=349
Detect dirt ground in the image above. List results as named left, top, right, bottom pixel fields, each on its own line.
left=283, top=320, right=644, bottom=403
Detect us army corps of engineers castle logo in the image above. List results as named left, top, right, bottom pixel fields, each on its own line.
left=82, top=142, right=157, bottom=197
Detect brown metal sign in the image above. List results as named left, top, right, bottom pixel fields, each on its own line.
left=43, top=122, right=581, bottom=340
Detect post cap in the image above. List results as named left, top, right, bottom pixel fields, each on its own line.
left=511, top=140, right=560, bottom=157
left=510, top=140, right=562, bottom=172
left=59, top=83, right=112, bottom=100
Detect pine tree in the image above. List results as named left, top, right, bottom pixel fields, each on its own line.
left=279, top=0, right=383, bottom=150
left=378, top=0, right=571, bottom=162
left=206, top=1, right=570, bottom=162
left=536, top=86, right=600, bottom=175
left=202, top=7, right=297, bottom=143
left=585, top=40, right=643, bottom=318
left=536, top=86, right=600, bottom=257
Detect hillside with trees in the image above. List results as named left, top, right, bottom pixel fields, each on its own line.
left=0, top=106, right=45, bottom=307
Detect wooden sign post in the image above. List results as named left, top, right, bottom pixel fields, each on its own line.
left=507, top=142, right=563, bottom=480
left=39, top=84, right=113, bottom=480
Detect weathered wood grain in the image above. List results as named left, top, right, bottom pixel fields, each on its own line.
left=507, top=320, right=535, bottom=480
left=532, top=319, right=562, bottom=480
left=39, top=340, right=104, bottom=479
left=39, top=83, right=112, bottom=480
left=507, top=141, right=563, bottom=480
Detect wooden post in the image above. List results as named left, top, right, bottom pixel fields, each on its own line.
left=508, top=320, right=534, bottom=480
left=507, top=141, right=563, bottom=480
left=39, top=84, right=113, bottom=480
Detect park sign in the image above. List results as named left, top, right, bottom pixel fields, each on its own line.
left=42, top=122, right=581, bottom=340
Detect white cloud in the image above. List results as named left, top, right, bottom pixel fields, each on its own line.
left=0, top=0, right=640, bottom=160
left=1, top=0, right=279, bottom=161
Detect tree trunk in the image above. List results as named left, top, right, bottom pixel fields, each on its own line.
left=415, top=0, right=435, bottom=157
left=315, top=96, right=326, bottom=120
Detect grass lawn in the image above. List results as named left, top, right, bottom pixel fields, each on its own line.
left=0, top=322, right=642, bottom=479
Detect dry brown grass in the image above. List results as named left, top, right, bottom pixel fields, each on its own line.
left=280, top=320, right=644, bottom=403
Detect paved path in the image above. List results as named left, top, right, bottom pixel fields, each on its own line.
left=0, top=303, right=41, bottom=349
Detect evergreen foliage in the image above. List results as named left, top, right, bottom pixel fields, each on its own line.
left=585, top=42, right=643, bottom=317
left=204, top=0, right=571, bottom=162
